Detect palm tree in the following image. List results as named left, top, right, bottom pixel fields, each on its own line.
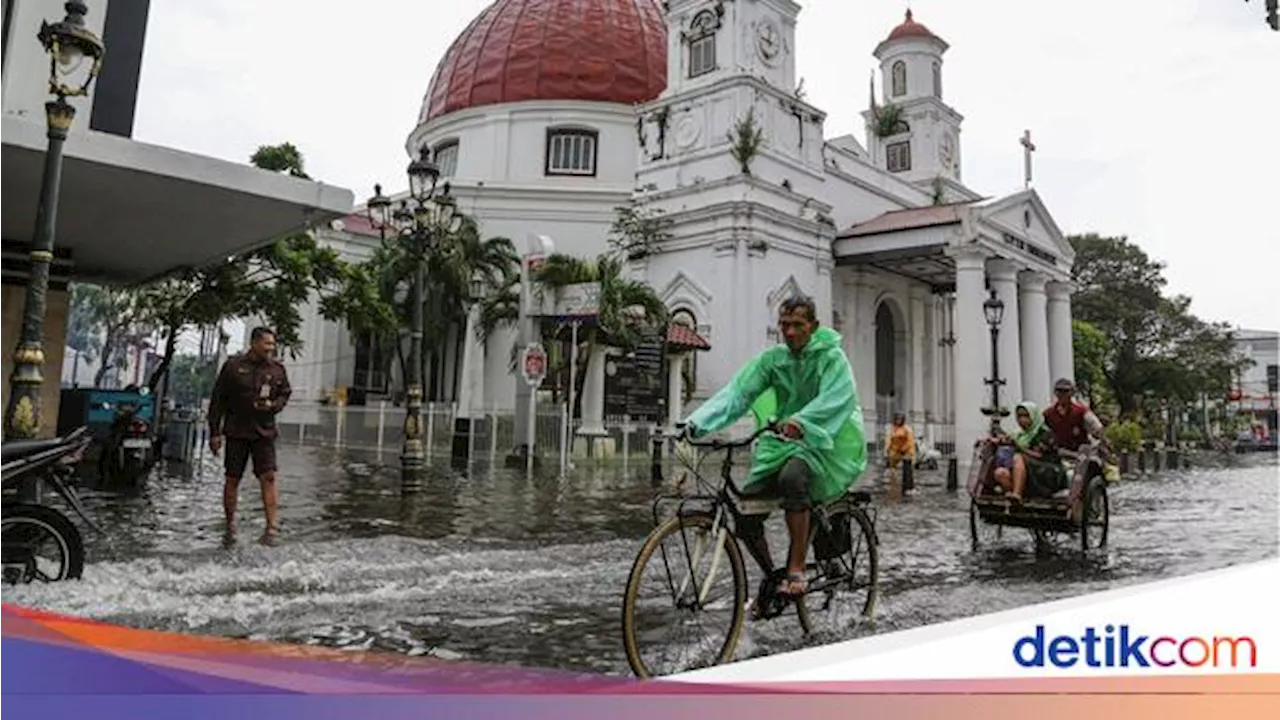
left=533, top=253, right=668, bottom=422
left=355, top=213, right=520, bottom=402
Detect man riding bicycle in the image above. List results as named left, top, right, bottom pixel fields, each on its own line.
left=678, top=295, right=867, bottom=598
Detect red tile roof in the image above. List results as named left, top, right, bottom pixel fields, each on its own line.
left=877, top=10, right=946, bottom=52
left=667, top=323, right=710, bottom=351
left=839, top=202, right=972, bottom=238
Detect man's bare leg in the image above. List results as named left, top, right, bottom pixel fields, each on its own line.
left=784, top=508, right=810, bottom=592
left=259, top=471, right=279, bottom=543
left=222, top=475, right=240, bottom=545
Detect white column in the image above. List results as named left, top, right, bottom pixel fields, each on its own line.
left=1046, top=280, right=1075, bottom=387
left=576, top=344, right=610, bottom=436
left=667, top=352, right=685, bottom=430
left=908, top=286, right=927, bottom=424
left=948, top=246, right=991, bottom=459
left=987, top=258, right=1023, bottom=406
left=847, top=269, right=879, bottom=434
left=1018, top=271, right=1051, bottom=406
left=455, top=304, right=486, bottom=418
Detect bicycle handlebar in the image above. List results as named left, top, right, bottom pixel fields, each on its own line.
left=670, top=420, right=782, bottom=450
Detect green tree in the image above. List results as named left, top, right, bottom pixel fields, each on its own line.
left=607, top=199, right=673, bottom=260
left=66, top=283, right=150, bottom=386
left=1069, top=233, right=1249, bottom=417
left=130, top=143, right=378, bottom=391
left=1072, top=318, right=1110, bottom=406
left=324, top=214, right=521, bottom=400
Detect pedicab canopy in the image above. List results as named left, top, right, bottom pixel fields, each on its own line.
left=686, top=326, right=867, bottom=505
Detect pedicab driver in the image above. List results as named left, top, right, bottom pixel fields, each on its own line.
left=1043, top=378, right=1105, bottom=453
left=677, top=295, right=867, bottom=597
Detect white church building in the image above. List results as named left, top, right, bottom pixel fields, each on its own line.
left=282, top=0, right=1078, bottom=458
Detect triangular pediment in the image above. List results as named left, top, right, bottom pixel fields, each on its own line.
left=977, top=189, right=1073, bottom=264
left=660, top=271, right=713, bottom=309
left=766, top=275, right=806, bottom=311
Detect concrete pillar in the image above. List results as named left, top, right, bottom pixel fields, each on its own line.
left=455, top=303, right=486, bottom=419
left=1018, top=271, right=1051, bottom=406
left=948, top=245, right=990, bottom=460
left=987, top=258, right=1023, bottom=407
left=667, top=351, right=686, bottom=430
left=846, top=269, right=879, bottom=435
left=1046, top=281, right=1075, bottom=387
left=908, top=286, right=927, bottom=424
left=577, top=343, right=609, bottom=436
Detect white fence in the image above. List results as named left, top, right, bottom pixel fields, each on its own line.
left=273, top=403, right=669, bottom=464
left=175, top=401, right=958, bottom=467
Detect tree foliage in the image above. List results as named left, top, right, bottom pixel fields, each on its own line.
left=1069, top=233, right=1251, bottom=417
left=607, top=199, right=673, bottom=259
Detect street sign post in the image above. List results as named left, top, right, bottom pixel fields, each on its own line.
left=521, top=343, right=547, bottom=475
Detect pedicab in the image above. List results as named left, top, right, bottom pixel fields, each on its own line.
left=966, top=436, right=1114, bottom=558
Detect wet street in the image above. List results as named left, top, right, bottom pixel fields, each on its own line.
left=4, top=446, right=1277, bottom=676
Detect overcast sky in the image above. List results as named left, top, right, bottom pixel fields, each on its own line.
left=131, top=0, right=1278, bottom=333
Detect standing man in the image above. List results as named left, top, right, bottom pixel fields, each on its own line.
left=208, top=327, right=291, bottom=545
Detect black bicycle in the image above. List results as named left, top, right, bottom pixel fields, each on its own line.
left=621, top=422, right=879, bottom=678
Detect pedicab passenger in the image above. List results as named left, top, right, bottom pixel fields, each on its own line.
left=991, top=401, right=1068, bottom=503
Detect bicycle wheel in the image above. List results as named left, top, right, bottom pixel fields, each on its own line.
left=811, top=508, right=878, bottom=635
left=621, top=512, right=748, bottom=678
left=2, top=503, right=85, bottom=584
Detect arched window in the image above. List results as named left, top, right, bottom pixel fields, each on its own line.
left=672, top=308, right=699, bottom=402
left=687, top=10, right=720, bottom=78
left=891, top=60, right=907, bottom=97
left=932, top=62, right=942, bottom=98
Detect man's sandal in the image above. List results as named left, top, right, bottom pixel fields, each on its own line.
left=777, top=572, right=808, bottom=597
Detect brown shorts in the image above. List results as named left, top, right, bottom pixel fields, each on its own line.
left=225, top=437, right=277, bottom=479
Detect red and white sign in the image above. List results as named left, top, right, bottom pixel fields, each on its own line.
left=521, top=343, right=548, bottom=387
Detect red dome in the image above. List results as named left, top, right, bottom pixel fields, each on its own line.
left=418, top=0, right=669, bottom=124
left=877, top=10, right=946, bottom=53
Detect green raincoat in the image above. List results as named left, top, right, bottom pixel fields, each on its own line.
left=684, top=326, right=867, bottom=505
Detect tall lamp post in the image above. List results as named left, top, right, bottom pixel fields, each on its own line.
left=981, top=289, right=1008, bottom=435
left=5, top=0, right=105, bottom=439
left=366, top=148, right=461, bottom=487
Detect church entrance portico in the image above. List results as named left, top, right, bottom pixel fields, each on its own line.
left=834, top=189, right=1075, bottom=464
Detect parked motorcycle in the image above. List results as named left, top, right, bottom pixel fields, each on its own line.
left=97, top=387, right=156, bottom=488
left=2, top=426, right=99, bottom=584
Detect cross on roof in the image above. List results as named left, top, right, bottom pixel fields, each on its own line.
left=1020, top=129, right=1036, bottom=188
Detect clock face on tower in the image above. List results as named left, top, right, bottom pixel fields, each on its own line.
left=938, top=132, right=956, bottom=169
left=756, top=20, right=781, bottom=64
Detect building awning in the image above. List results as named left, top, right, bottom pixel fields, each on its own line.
left=1, top=116, right=354, bottom=285
left=667, top=323, right=711, bottom=351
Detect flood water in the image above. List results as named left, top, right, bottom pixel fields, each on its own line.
left=5, top=446, right=1277, bottom=676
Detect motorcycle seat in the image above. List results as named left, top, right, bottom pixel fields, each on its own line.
left=1, top=437, right=67, bottom=463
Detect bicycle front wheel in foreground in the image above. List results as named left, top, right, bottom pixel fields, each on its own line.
left=621, top=513, right=748, bottom=679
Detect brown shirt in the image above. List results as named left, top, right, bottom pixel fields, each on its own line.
left=208, top=354, right=292, bottom=440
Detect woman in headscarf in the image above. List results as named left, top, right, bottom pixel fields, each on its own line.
left=991, top=401, right=1068, bottom=503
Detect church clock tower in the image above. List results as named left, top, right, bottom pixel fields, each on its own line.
left=862, top=10, right=965, bottom=191
left=632, top=0, right=837, bottom=398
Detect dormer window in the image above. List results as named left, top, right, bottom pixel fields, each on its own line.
left=686, top=9, right=721, bottom=78
left=891, top=60, right=907, bottom=97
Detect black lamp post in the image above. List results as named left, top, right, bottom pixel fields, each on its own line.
left=5, top=0, right=105, bottom=439
left=981, top=288, right=1008, bottom=435
left=366, top=148, right=461, bottom=486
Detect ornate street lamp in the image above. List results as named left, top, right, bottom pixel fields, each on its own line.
left=982, top=289, right=1008, bottom=434
left=366, top=148, right=462, bottom=486
left=5, top=0, right=106, bottom=439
